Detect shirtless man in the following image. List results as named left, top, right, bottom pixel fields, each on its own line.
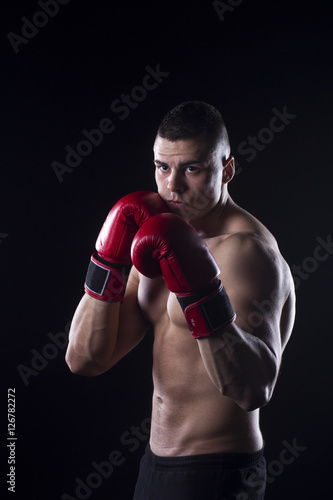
left=65, top=101, right=295, bottom=499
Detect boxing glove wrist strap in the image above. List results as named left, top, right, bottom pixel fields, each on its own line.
left=177, top=278, right=236, bottom=339
left=84, top=252, right=131, bottom=302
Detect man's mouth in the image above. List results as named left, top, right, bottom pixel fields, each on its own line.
left=166, top=200, right=188, bottom=208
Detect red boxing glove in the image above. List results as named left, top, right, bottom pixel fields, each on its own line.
left=131, top=213, right=236, bottom=338
left=85, top=191, right=169, bottom=302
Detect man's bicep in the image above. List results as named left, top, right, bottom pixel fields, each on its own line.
left=218, top=235, right=286, bottom=357
left=109, top=268, right=150, bottom=366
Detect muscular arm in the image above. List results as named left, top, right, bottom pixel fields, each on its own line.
left=130, top=213, right=295, bottom=411
left=197, top=233, right=296, bottom=411
left=66, top=268, right=149, bottom=376
left=65, top=190, right=167, bottom=376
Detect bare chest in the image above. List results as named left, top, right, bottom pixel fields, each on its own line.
left=136, top=273, right=263, bottom=455
left=137, top=275, right=186, bottom=330
left=136, top=235, right=225, bottom=328
left=137, top=274, right=216, bottom=400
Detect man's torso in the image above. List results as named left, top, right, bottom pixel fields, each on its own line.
left=136, top=201, right=292, bottom=457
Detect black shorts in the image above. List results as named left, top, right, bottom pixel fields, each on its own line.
left=133, top=444, right=266, bottom=500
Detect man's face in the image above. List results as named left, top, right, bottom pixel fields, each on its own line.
left=154, top=136, right=227, bottom=223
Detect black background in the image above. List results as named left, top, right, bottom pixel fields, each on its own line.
left=1, top=0, right=332, bottom=498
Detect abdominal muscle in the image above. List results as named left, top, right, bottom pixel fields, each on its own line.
left=138, top=276, right=264, bottom=457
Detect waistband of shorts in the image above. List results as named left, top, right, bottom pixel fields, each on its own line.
left=144, top=444, right=264, bottom=470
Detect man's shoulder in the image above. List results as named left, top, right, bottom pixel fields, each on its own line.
left=206, top=201, right=279, bottom=261
left=218, top=201, right=282, bottom=257
left=213, top=229, right=283, bottom=275
left=221, top=228, right=278, bottom=256
left=207, top=209, right=293, bottom=299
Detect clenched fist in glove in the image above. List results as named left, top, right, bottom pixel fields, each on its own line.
left=131, top=213, right=236, bottom=338
left=85, top=191, right=169, bottom=302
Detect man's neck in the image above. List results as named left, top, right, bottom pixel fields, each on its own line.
left=190, top=192, right=233, bottom=239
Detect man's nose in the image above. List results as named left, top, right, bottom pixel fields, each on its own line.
left=167, top=170, right=185, bottom=193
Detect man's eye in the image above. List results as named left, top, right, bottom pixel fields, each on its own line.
left=186, top=166, right=199, bottom=173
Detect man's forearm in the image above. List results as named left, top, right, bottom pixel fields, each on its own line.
left=197, top=323, right=279, bottom=411
left=65, top=294, right=120, bottom=376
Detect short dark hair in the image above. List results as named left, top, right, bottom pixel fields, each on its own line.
left=156, top=101, right=230, bottom=156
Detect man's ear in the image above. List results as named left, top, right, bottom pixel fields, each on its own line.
left=222, top=156, right=235, bottom=184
